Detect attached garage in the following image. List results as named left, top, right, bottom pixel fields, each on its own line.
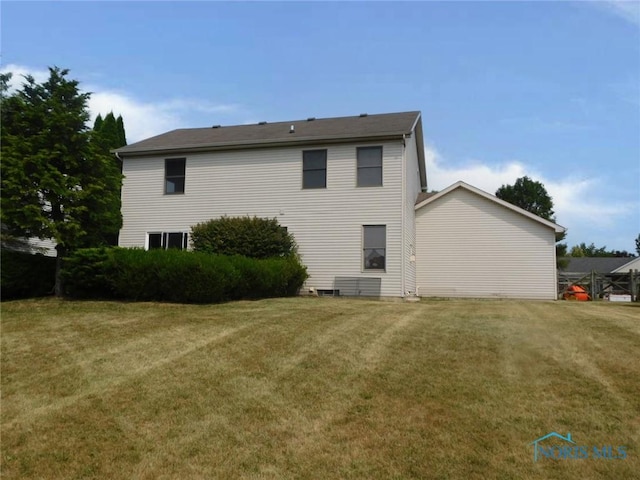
left=415, top=181, right=565, bottom=300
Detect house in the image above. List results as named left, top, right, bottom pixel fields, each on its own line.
left=415, top=181, right=565, bottom=300
left=116, top=111, right=426, bottom=298
left=115, top=111, right=564, bottom=300
left=612, top=257, right=640, bottom=273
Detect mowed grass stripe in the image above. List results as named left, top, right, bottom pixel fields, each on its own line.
left=1, top=298, right=638, bottom=479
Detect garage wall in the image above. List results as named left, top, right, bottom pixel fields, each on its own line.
left=415, top=187, right=558, bottom=300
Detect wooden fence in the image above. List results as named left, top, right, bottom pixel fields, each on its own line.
left=558, top=269, right=640, bottom=301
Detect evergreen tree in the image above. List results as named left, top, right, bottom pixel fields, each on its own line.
left=90, top=112, right=127, bottom=245
left=1, top=67, right=123, bottom=295
left=116, top=114, right=127, bottom=147
left=93, top=113, right=104, bottom=131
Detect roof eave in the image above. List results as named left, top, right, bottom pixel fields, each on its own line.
left=412, top=115, right=427, bottom=190
left=115, top=132, right=411, bottom=157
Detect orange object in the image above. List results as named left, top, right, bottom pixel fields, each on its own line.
left=563, top=285, right=590, bottom=301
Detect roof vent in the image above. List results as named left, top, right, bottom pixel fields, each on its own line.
left=307, top=117, right=316, bottom=121
left=258, top=121, right=267, bottom=125
left=289, top=124, right=295, bottom=133
left=211, top=125, right=221, bottom=128
left=359, top=113, right=368, bottom=117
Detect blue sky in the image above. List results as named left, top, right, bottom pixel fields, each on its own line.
left=2, top=1, right=639, bottom=252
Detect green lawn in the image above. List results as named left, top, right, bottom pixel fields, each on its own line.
left=1, top=297, right=638, bottom=479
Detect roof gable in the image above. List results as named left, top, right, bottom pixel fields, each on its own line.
left=415, top=181, right=566, bottom=234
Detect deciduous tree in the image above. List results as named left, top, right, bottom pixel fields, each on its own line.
left=569, top=242, right=634, bottom=257
left=495, top=176, right=555, bottom=220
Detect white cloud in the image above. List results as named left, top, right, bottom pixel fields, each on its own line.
left=592, top=1, right=640, bottom=26
left=1, top=63, right=50, bottom=92
left=88, top=90, right=244, bottom=143
left=1, top=64, right=241, bottom=143
left=88, top=90, right=182, bottom=143
left=424, top=143, right=637, bottom=246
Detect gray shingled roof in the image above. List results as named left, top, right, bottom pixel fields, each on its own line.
left=415, top=191, right=437, bottom=205
left=116, top=111, right=422, bottom=156
left=560, top=257, right=633, bottom=273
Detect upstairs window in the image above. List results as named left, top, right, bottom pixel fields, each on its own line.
left=363, top=225, right=386, bottom=270
left=357, top=146, right=382, bottom=187
left=165, top=158, right=186, bottom=194
left=148, top=232, right=188, bottom=250
left=303, top=150, right=327, bottom=189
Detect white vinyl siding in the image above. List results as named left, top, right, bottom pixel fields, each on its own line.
left=415, top=187, right=558, bottom=300
left=402, top=133, right=422, bottom=296
left=120, top=141, right=406, bottom=296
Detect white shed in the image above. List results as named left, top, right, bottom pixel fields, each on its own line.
left=414, top=181, right=565, bottom=300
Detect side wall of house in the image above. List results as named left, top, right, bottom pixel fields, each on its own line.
left=120, top=141, right=408, bottom=296
left=415, top=188, right=558, bottom=300
left=403, top=134, right=422, bottom=296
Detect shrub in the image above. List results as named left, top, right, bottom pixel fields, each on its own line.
left=62, top=247, right=308, bottom=304
left=61, top=247, right=115, bottom=299
left=191, top=216, right=296, bottom=259
left=1, top=249, right=56, bottom=300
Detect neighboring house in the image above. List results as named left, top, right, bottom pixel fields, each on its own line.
left=612, top=257, right=640, bottom=273
left=414, top=181, right=565, bottom=300
left=560, top=257, right=636, bottom=274
left=115, top=111, right=564, bottom=300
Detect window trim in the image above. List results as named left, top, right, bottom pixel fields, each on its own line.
left=362, top=225, right=386, bottom=271
left=165, top=157, right=186, bottom=194
left=302, top=149, right=327, bottom=189
left=356, top=146, right=383, bottom=187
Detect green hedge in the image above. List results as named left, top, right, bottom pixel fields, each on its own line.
left=62, top=247, right=308, bottom=303
left=1, top=249, right=56, bottom=300
left=191, top=216, right=296, bottom=259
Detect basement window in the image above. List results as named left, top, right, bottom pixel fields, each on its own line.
left=148, top=232, right=188, bottom=250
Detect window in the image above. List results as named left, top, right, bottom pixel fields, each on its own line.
left=357, top=146, right=382, bottom=187
left=148, top=232, right=188, bottom=250
left=303, top=150, right=327, bottom=189
left=363, top=225, right=386, bottom=270
left=165, top=158, right=186, bottom=194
